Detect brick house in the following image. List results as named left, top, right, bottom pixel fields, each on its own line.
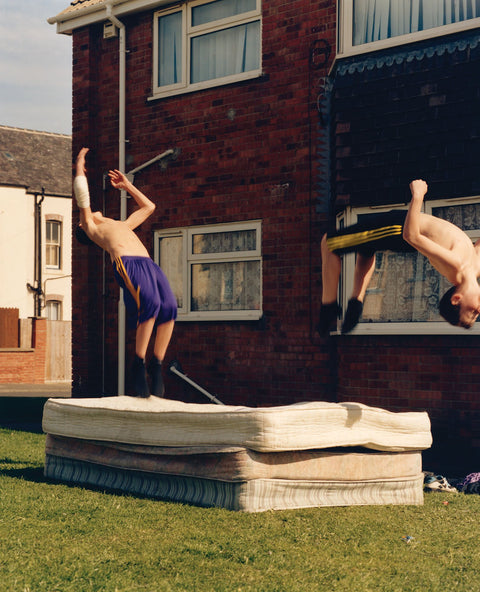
left=49, top=0, right=480, bottom=467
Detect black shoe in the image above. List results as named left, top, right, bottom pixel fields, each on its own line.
left=316, top=302, right=340, bottom=336
left=147, top=357, right=165, bottom=398
left=131, top=355, right=150, bottom=397
left=341, top=299, right=363, bottom=334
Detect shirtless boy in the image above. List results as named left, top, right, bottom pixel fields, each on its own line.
left=74, top=147, right=177, bottom=396
left=319, top=179, right=480, bottom=335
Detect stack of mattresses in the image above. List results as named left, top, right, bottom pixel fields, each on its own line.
left=42, top=397, right=432, bottom=512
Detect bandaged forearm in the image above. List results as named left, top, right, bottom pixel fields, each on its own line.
left=73, top=175, right=91, bottom=209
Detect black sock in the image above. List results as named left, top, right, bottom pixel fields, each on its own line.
left=147, top=357, right=165, bottom=398
left=341, top=299, right=363, bottom=334
left=131, top=355, right=150, bottom=397
left=316, top=302, right=340, bottom=336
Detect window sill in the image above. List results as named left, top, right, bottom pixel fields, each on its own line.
left=148, top=70, right=264, bottom=102
left=176, top=311, right=263, bottom=322
left=336, top=16, right=480, bottom=61
left=0, top=348, right=35, bottom=353
left=331, top=322, right=480, bottom=336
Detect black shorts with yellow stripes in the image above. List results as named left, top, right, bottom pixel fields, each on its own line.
left=326, top=210, right=416, bottom=257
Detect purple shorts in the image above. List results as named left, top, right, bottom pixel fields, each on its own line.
left=113, top=256, right=177, bottom=329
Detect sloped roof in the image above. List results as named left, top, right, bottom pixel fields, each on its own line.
left=0, top=126, right=72, bottom=197
left=49, top=0, right=138, bottom=25
left=54, top=0, right=108, bottom=20
left=48, top=0, right=171, bottom=33
left=70, top=0, right=105, bottom=7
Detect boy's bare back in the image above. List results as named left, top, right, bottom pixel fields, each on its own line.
left=417, top=213, right=476, bottom=280
left=83, top=214, right=150, bottom=260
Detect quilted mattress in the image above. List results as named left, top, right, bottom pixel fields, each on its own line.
left=42, top=397, right=432, bottom=452
left=45, top=435, right=423, bottom=482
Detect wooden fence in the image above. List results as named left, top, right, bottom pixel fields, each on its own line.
left=0, top=308, right=19, bottom=348
left=19, top=318, right=33, bottom=349
left=46, top=320, right=72, bottom=382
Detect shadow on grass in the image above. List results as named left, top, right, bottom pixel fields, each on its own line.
left=0, top=463, right=120, bottom=495
left=0, top=462, right=176, bottom=503
left=0, top=422, right=44, bottom=434
left=0, top=465, right=49, bottom=484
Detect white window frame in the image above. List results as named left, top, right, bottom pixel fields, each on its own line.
left=338, top=196, right=480, bottom=335
left=45, top=219, right=62, bottom=270
left=154, top=220, right=262, bottom=321
left=151, top=0, right=262, bottom=100
left=45, top=299, right=63, bottom=321
left=337, top=0, right=480, bottom=58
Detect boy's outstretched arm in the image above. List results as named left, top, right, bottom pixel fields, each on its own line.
left=73, top=147, right=96, bottom=234
left=75, top=147, right=89, bottom=178
left=108, top=169, right=155, bottom=230
left=403, top=179, right=427, bottom=246
left=403, top=179, right=460, bottom=277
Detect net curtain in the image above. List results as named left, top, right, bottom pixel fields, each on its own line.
left=353, top=0, right=480, bottom=45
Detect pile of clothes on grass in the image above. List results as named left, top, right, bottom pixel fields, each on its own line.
left=423, top=471, right=480, bottom=493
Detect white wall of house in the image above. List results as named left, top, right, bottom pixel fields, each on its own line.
left=0, top=185, right=72, bottom=321
left=0, top=186, right=35, bottom=318
left=43, top=193, right=72, bottom=322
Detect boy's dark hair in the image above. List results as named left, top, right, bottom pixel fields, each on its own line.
left=75, top=225, right=94, bottom=246
left=438, top=286, right=460, bottom=327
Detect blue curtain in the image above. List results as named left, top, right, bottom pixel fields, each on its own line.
left=353, top=0, right=480, bottom=46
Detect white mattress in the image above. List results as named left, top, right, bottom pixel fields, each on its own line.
left=42, top=397, right=432, bottom=452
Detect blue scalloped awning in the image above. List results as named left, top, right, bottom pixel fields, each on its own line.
left=336, top=33, right=480, bottom=76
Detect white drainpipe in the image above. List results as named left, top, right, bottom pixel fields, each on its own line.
left=106, top=2, right=127, bottom=395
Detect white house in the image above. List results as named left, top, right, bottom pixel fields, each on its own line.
left=0, top=126, right=72, bottom=321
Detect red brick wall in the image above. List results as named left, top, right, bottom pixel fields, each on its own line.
left=0, top=318, right=47, bottom=383
left=335, top=335, right=480, bottom=469
left=71, top=1, right=337, bottom=403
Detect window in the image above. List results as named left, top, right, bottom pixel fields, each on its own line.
left=338, top=0, right=480, bottom=56
left=46, top=300, right=62, bottom=321
left=338, top=198, right=480, bottom=335
left=154, top=220, right=262, bottom=320
left=152, top=0, right=262, bottom=99
left=46, top=220, right=62, bottom=269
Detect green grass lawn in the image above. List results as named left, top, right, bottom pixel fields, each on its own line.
left=1, top=428, right=479, bottom=592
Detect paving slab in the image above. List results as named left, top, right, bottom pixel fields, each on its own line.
left=0, top=383, right=71, bottom=398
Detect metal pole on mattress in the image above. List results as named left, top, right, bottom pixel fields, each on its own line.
left=169, top=360, right=224, bottom=405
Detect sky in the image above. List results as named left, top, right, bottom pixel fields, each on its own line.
left=0, top=1, right=72, bottom=135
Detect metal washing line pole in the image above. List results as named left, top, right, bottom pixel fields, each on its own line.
left=106, top=3, right=179, bottom=395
